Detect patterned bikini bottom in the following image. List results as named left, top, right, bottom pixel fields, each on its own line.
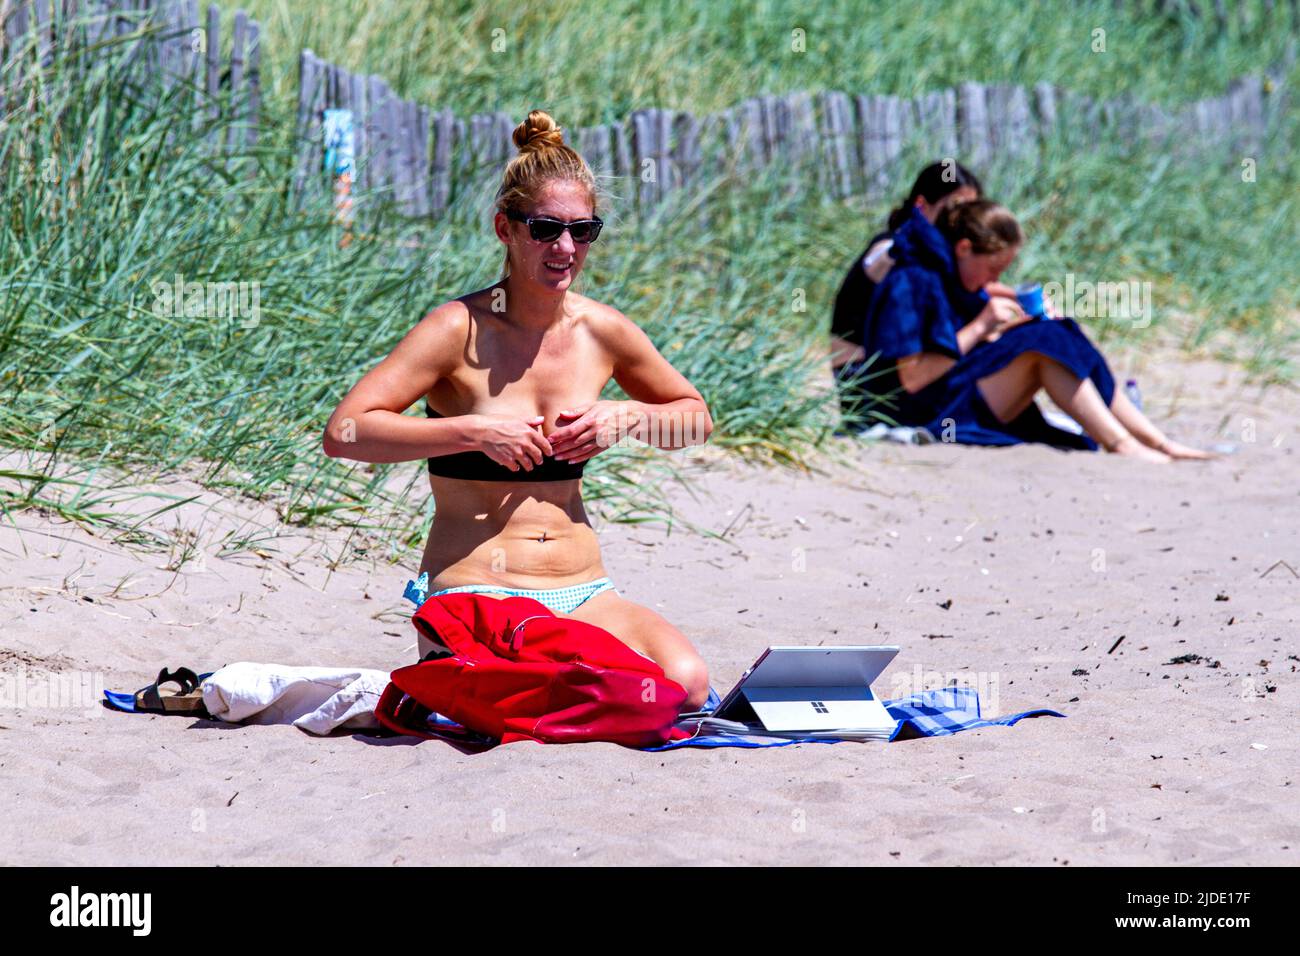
left=403, top=570, right=617, bottom=616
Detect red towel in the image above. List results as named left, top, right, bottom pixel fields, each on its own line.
left=375, top=592, right=688, bottom=746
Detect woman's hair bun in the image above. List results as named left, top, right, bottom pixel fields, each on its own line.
left=512, top=110, right=565, bottom=153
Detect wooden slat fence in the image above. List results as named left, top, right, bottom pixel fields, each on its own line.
left=1, top=0, right=260, bottom=149
left=291, top=57, right=1288, bottom=220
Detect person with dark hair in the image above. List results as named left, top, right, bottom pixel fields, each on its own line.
left=850, top=199, right=1211, bottom=460
left=829, top=161, right=1013, bottom=422
left=322, top=110, right=715, bottom=708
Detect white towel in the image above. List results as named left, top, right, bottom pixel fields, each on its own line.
left=200, top=662, right=390, bottom=735
left=860, top=422, right=937, bottom=445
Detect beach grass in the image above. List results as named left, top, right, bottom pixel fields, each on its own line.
left=239, top=0, right=1298, bottom=118
left=0, top=1, right=1295, bottom=562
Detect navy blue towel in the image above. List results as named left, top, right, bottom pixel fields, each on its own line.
left=855, top=207, right=1115, bottom=450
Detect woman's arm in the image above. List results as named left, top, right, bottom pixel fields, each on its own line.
left=956, top=313, right=994, bottom=353
left=321, top=301, right=553, bottom=471
left=895, top=296, right=1027, bottom=393
left=896, top=316, right=992, bottom=393
left=829, top=335, right=866, bottom=368
left=829, top=240, right=893, bottom=369
left=863, top=239, right=895, bottom=283
left=548, top=308, right=713, bottom=462
left=895, top=352, right=958, bottom=393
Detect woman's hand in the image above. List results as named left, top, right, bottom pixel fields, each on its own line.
left=1043, top=290, right=1063, bottom=319
left=470, top=414, right=554, bottom=472
left=977, top=296, right=1031, bottom=343
left=548, top=400, right=643, bottom=463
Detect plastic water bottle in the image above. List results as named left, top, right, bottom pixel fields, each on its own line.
left=1124, top=378, right=1142, bottom=411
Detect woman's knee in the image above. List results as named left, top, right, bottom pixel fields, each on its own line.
left=579, top=596, right=710, bottom=709
left=661, top=652, right=710, bottom=710
left=1018, top=349, right=1075, bottom=385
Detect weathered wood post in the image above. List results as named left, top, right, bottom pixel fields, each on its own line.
left=956, top=81, right=991, bottom=170
left=292, top=48, right=324, bottom=204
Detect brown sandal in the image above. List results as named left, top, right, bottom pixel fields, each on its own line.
left=133, top=667, right=209, bottom=716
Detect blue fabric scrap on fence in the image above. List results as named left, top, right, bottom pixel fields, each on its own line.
left=322, top=108, right=354, bottom=175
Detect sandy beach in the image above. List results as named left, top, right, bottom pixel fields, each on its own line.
left=2, top=346, right=1295, bottom=866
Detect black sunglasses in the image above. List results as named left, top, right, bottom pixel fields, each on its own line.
left=505, top=210, right=604, bottom=244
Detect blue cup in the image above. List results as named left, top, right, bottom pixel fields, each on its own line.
left=1015, top=281, right=1046, bottom=319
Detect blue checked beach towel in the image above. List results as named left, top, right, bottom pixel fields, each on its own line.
left=645, top=685, right=1063, bottom=751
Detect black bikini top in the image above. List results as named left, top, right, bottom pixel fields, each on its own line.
left=424, top=403, right=587, bottom=482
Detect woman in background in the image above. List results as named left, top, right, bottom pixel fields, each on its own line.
left=854, top=199, right=1210, bottom=460
left=829, top=162, right=1013, bottom=423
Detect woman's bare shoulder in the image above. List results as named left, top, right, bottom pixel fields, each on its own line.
left=571, top=292, right=641, bottom=340
left=391, top=298, right=477, bottom=378
left=412, top=293, right=492, bottom=344
left=418, top=291, right=485, bottom=331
